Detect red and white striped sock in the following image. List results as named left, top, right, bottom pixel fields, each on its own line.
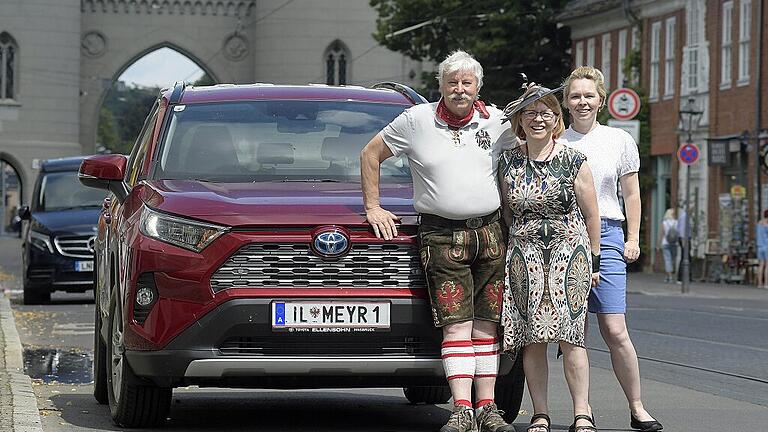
left=473, top=337, right=500, bottom=380
left=441, top=340, right=475, bottom=381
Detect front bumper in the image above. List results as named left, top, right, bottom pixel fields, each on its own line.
left=125, top=297, right=446, bottom=388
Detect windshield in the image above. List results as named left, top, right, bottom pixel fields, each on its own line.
left=155, top=100, right=412, bottom=183
left=38, top=171, right=106, bottom=211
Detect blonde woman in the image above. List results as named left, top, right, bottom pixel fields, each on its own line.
left=561, top=66, right=663, bottom=432
left=657, top=209, right=679, bottom=283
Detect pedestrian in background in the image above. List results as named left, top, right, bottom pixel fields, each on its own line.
left=657, top=209, right=679, bottom=283
left=756, top=209, right=768, bottom=289
left=499, top=81, right=601, bottom=432
left=361, top=50, right=517, bottom=432
left=561, top=66, right=663, bottom=432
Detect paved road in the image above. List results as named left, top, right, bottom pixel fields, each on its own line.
left=3, top=235, right=768, bottom=431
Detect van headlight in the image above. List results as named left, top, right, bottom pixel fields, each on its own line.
left=29, top=230, right=54, bottom=253
left=139, top=206, right=229, bottom=253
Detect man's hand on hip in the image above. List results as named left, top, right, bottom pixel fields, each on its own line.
left=366, top=206, right=400, bottom=240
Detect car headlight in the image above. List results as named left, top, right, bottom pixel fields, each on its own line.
left=139, top=206, right=229, bottom=253
left=29, top=230, right=54, bottom=253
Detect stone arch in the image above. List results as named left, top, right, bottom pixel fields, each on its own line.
left=0, top=152, right=26, bottom=235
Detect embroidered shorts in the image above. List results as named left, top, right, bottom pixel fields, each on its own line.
left=418, top=218, right=506, bottom=327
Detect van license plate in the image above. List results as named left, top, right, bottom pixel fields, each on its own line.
left=272, top=301, right=390, bottom=330
left=75, top=261, right=93, bottom=272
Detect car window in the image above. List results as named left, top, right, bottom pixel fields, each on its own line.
left=126, top=106, right=159, bottom=186
left=155, top=101, right=411, bottom=183
left=38, top=171, right=107, bottom=211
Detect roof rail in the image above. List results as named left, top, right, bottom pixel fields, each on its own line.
left=372, top=82, right=428, bottom=105
left=169, top=81, right=186, bottom=104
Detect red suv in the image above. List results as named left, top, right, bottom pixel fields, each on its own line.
left=79, top=82, right=523, bottom=427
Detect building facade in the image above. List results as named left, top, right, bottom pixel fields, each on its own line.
left=0, top=0, right=423, bottom=205
left=560, top=0, right=767, bottom=276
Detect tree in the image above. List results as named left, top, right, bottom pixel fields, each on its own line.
left=370, top=0, right=571, bottom=105
left=97, top=107, right=120, bottom=152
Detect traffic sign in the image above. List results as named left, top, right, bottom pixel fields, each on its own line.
left=678, top=142, right=700, bottom=165
left=607, top=88, right=641, bottom=120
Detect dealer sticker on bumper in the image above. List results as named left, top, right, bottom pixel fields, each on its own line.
left=272, top=301, right=390, bottom=330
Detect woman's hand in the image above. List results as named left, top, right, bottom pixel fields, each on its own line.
left=624, top=239, right=640, bottom=262
left=591, top=272, right=600, bottom=287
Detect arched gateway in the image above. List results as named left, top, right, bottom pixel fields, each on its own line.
left=0, top=0, right=422, bottom=202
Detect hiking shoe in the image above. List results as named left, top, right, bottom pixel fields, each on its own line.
left=440, top=407, right=476, bottom=432
left=475, top=403, right=515, bottom=432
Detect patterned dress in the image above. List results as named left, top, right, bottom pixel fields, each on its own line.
left=499, top=145, right=592, bottom=352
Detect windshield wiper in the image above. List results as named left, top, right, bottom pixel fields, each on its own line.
left=47, top=204, right=101, bottom=211
left=277, top=179, right=341, bottom=183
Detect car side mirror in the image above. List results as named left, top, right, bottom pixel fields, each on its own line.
left=17, top=205, right=30, bottom=221
left=78, top=154, right=129, bottom=202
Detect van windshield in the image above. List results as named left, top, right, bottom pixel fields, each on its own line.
left=39, top=171, right=107, bottom=211
left=154, top=100, right=412, bottom=183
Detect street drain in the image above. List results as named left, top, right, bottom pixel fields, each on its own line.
left=23, top=347, right=93, bottom=384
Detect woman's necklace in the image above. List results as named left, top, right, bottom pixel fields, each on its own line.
left=525, top=140, right=556, bottom=162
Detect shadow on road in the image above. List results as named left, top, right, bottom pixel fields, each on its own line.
left=50, top=389, right=450, bottom=431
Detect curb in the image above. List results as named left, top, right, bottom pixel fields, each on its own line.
left=0, top=294, right=43, bottom=432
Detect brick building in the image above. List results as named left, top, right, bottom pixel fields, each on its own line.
left=559, top=0, right=767, bottom=275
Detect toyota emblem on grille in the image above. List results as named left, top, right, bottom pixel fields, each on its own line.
left=312, top=230, right=350, bottom=258
left=87, top=236, right=96, bottom=253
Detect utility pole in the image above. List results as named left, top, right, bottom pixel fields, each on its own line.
left=678, top=99, right=703, bottom=294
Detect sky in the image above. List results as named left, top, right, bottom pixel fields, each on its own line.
left=118, top=47, right=206, bottom=88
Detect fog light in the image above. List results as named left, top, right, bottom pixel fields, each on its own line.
left=135, top=286, right=154, bottom=307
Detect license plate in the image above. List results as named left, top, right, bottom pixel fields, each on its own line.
left=74, top=260, right=93, bottom=272
left=272, top=301, right=390, bottom=330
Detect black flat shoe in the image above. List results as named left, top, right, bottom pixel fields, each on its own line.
left=630, top=414, right=663, bottom=431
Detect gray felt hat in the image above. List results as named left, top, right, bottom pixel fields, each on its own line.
left=502, top=81, right=563, bottom=123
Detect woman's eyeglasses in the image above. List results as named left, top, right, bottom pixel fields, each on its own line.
left=521, top=110, right=557, bottom=121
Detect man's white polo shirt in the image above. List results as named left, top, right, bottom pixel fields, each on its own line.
left=380, top=102, right=517, bottom=220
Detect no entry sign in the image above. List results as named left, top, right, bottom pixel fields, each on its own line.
left=678, top=142, right=700, bottom=165
left=608, top=88, right=641, bottom=120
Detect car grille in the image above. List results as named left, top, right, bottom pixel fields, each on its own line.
left=53, top=235, right=95, bottom=259
left=210, top=243, right=426, bottom=291
left=218, top=335, right=440, bottom=356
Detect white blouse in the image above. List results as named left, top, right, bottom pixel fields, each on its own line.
left=562, top=124, right=640, bottom=221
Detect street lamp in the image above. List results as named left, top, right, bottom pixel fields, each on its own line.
left=678, top=98, right=704, bottom=293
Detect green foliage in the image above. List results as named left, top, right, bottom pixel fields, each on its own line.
left=98, top=84, right=159, bottom=154
left=369, top=0, right=572, bottom=105
left=192, top=73, right=215, bottom=87
left=97, top=107, right=119, bottom=152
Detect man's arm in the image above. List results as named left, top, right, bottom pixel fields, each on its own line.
left=361, top=134, right=399, bottom=240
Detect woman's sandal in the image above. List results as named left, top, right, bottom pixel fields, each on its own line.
left=568, top=414, right=597, bottom=432
left=527, top=413, right=551, bottom=432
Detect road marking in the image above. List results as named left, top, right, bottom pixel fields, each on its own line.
left=53, top=323, right=94, bottom=335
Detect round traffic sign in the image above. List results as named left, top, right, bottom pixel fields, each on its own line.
left=607, top=88, right=641, bottom=120
left=678, top=142, right=700, bottom=165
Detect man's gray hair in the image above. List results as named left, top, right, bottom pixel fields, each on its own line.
left=437, top=50, right=484, bottom=91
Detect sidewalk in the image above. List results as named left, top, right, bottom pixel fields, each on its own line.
left=626, top=271, right=768, bottom=300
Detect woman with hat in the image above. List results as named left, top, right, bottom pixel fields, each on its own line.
left=499, top=81, right=601, bottom=432
left=561, top=66, right=663, bottom=432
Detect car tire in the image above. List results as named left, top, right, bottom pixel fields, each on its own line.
left=22, top=274, right=50, bottom=305
left=92, top=263, right=108, bottom=405
left=495, top=353, right=525, bottom=423
left=403, top=386, right=452, bottom=405
left=106, top=294, right=171, bottom=427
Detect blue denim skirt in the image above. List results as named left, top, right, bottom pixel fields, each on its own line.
left=588, top=219, right=627, bottom=314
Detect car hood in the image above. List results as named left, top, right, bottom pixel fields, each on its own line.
left=140, top=180, right=417, bottom=227
left=31, top=208, right=101, bottom=236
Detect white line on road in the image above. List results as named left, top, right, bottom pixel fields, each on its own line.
left=53, top=323, right=93, bottom=335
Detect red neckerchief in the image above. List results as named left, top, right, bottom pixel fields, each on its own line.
left=436, top=98, right=491, bottom=129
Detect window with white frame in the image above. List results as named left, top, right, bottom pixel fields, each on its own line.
left=650, top=22, right=661, bottom=100
left=617, top=29, right=628, bottom=87
left=602, top=33, right=612, bottom=89
left=684, top=1, right=701, bottom=93
left=738, top=0, right=751, bottom=84
left=587, top=38, right=595, bottom=66
left=721, top=1, right=733, bottom=87
left=0, top=32, right=17, bottom=100
left=324, top=40, right=349, bottom=86
left=575, top=41, right=584, bottom=68
left=664, top=17, right=676, bottom=97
